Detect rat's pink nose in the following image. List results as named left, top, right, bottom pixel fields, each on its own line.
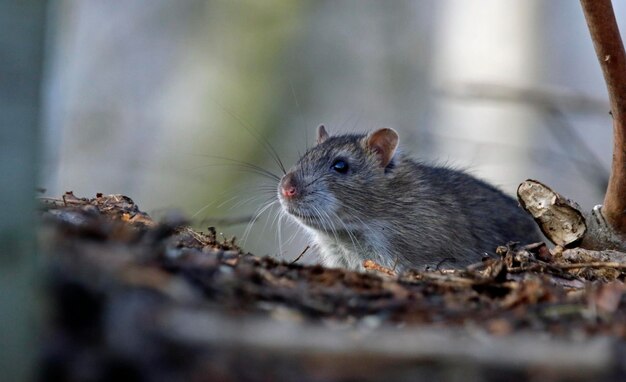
left=280, top=173, right=299, bottom=198
left=281, top=185, right=297, bottom=198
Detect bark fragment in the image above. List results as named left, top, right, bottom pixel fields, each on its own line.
left=517, top=180, right=586, bottom=247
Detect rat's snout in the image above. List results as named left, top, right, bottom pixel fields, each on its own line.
left=280, top=172, right=299, bottom=199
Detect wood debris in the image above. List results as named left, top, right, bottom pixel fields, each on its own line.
left=39, top=193, right=626, bottom=381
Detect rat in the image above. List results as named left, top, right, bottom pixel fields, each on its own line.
left=277, top=125, right=541, bottom=272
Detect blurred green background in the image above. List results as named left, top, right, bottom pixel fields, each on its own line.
left=41, top=0, right=622, bottom=261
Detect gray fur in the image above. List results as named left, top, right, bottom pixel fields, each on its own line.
left=278, top=130, right=541, bottom=272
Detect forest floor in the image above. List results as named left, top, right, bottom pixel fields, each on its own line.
left=39, top=193, right=626, bottom=382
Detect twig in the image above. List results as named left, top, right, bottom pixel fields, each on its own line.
left=506, top=263, right=580, bottom=281
left=413, top=272, right=477, bottom=286
left=543, top=107, right=609, bottom=195
left=555, top=262, right=626, bottom=270
left=290, top=245, right=310, bottom=264
left=440, top=82, right=609, bottom=114
left=363, top=260, right=396, bottom=276
left=580, top=0, right=626, bottom=234
left=440, top=83, right=610, bottom=194
left=435, top=257, right=457, bottom=270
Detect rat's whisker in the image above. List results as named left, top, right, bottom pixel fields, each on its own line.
left=261, top=203, right=280, bottom=237
left=193, top=183, right=258, bottom=215
left=191, top=199, right=221, bottom=219
left=330, top=209, right=366, bottom=258
left=289, top=79, right=309, bottom=151
left=277, top=127, right=541, bottom=272
left=230, top=194, right=273, bottom=210
left=190, top=156, right=281, bottom=182
left=217, top=195, right=245, bottom=210
left=277, top=211, right=285, bottom=258
left=315, top=206, right=341, bottom=253
left=270, top=204, right=283, bottom=233
left=213, top=102, right=287, bottom=175
left=285, top=227, right=299, bottom=248
left=242, top=199, right=277, bottom=246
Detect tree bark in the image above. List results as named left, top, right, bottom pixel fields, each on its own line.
left=580, top=0, right=626, bottom=236
left=0, top=2, right=48, bottom=381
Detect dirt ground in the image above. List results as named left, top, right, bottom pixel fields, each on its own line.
left=38, top=193, right=626, bottom=382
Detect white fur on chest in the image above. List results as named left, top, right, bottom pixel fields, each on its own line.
left=304, top=222, right=393, bottom=271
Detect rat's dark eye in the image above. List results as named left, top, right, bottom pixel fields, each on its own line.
left=331, top=159, right=349, bottom=174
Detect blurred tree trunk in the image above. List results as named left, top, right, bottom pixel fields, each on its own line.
left=0, top=1, right=47, bottom=380
left=433, top=1, right=541, bottom=194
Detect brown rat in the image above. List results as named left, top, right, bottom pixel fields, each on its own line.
left=277, top=126, right=541, bottom=272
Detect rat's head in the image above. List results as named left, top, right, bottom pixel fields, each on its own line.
left=278, top=125, right=399, bottom=231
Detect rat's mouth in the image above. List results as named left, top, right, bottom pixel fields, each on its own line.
left=278, top=191, right=338, bottom=230
left=278, top=195, right=311, bottom=219
left=292, top=212, right=339, bottom=232
left=285, top=207, right=314, bottom=221
left=283, top=205, right=322, bottom=227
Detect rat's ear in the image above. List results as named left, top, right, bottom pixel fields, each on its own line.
left=317, top=124, right=329, bottom=145
left=365, top=128, right=399, bottom=167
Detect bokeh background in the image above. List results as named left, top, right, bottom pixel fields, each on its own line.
left=41, top=0, right=624, bottom=262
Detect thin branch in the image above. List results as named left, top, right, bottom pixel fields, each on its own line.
left=442, top=82, right=611, bottom=194
left=580, top=0, right=626, bottom=234
left=290, top=245, right=310, bottom=264
left=556, top=262, right=626, bottom=270
left=440, top=82, right=609, bottom=114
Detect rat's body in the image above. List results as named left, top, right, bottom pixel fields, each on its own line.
left=278, top=127, right=541, bottom=272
